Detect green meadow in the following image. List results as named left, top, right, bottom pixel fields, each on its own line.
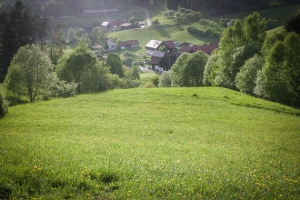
left=0, top=87, right=299, bottom=199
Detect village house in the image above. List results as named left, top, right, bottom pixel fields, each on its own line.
left=178, top=43, right=193, bottom=54
left=120, top=40, right=139, bottom=49
left=145, top=39, right=162, bottom=55
left=191, top=42, right=219, bottom=55
left=178, top=42, right=219, bottom=55
left=160, top=41, right=176, bottom=52
left=120, top=23, right=135, bottom=30
left=151, top=51, right=178, bottom=72
left=105, top=39, right=116, bottom=50
left=101, top=21, right=111, bottom=28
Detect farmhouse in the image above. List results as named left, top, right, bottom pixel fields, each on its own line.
left=120, top=40, right=139, bottom=49
left=145, top=39, right=162, bottom=55
left=101, top=21, right=111, bottom=28
left=83, top=9, right=119, bottom=17
left=151, top=51, right=178, bottom=72
left=160, top=41, right=176, bottom=52
left=120, top=23, right=135, bottom=30
left=192, top=42, right=219, bottom=55
left=178, top=43, right=193, bottom=54
left=105, top=39, right=116, bottom=50
left=178, top=42, right=219, bottom=55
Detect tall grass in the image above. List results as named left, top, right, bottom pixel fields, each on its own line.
left=0, top=87, right=299, bottom=199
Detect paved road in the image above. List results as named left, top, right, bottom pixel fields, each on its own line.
left=135, top=6, right=151, bottom=27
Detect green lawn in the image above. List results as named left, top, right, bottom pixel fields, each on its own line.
left=0, top=87, right=299, bottom=199
left=139, top=71, right=158, bottom=87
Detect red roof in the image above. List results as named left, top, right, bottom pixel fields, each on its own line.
left=163, top=41, right=175, bottom=49
left=120, top=40, right=139, bottom=46
left=210, top=41, right=219, bottom=48
left=151, top=56, right=163, bottom=65
left=192, top=45, right=216, bottom=55
left=179, top=44, right=192, bottom=53
left=111, top=20, right=127, bottom=26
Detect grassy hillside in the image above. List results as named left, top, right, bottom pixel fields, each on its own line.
left=0, top=87, right=299, bottom=199
left=211, top=4, right=300, bottom=27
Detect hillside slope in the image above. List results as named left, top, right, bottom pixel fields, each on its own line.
left=0, top=87, right=299, bottom=199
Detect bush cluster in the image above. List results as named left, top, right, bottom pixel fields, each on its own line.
left=0, top=88, right=9, bottom=117
left=164, top=7, right=201, bottom=23
left=187, top=26, right=219, bottom=38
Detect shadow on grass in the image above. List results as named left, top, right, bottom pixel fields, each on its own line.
left=153, top=26, right=171, bottom=38
left=130, top=46, right=143, bottom=53
left=188, top=32, right=219, bottom=43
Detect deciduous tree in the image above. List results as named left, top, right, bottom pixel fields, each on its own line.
left=159, top=70, right=172, bottom=87
left=4, top=44, right=54, bottom=103
left=212, top=12, right=266, bottom=89
left=171, top=51, right=208, bottom=87
left=49, top=24, right=66, bottom=64
left=263, top=32, right=300, bottom=105
left=235, top=54, right=265, bottom=94
left=284, top=13, right=300, bottom=35
left=106, top=53, right=124, bottom=78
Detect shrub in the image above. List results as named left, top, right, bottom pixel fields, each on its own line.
left=164, top=10, right=175, bottom=18
left=50, top=78, right=78, bottom=98
left=152, top=19, right=160, bottom=27
left=158, top=71, right=172, bottom=87
left=199, top=18, right=210, bottom=25
left=204, top=28, right=213, bottom=37
left=0, top=88, right=9, bottom=117
left=151, top=76, right=159, bottom=87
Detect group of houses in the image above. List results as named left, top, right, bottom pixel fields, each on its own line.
left=145, top=39, right=219, bottom=72
left=101, top=38, right=218, bottom=72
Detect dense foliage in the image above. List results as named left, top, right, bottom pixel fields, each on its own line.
left=56, top=40, right=120, bottom=94
left=171, top=51, right=208, bottom=87
left=0, top=0, right=48, bottom=82
left=200, top=12, right=300, bottom=106
left=158, top=70, right=172, bottom=87
left=106, top=53, right=124, bottom=78
left=262, top=31, right=300, bottom=105
left=284, top=13, right=300, bottom=35
left=206, top=12, right=266, bottom=89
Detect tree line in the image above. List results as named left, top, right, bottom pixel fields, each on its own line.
left=158, top=12, right=300, bottom=107
left=165, top=0, right=299, bottom=15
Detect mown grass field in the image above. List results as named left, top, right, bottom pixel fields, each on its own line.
left=0, top=87, right=299, bottom=199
